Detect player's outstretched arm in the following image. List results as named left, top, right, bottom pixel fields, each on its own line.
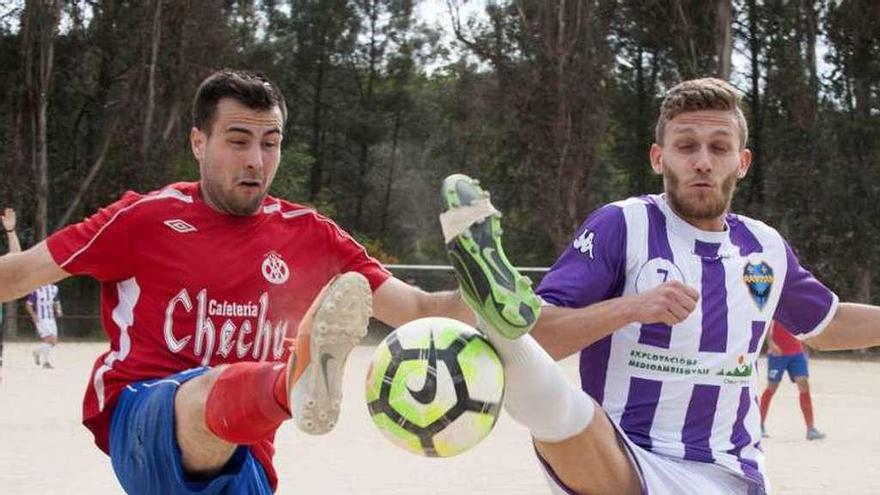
left=2, top=208, right=21, bottom=253
left=372, top=276, right=474, bottom=329
left=806, top=302, right=880, bottom=351
left=0, top=241, right=69, bottom=303
left=533, top=281, right=699, bottom=360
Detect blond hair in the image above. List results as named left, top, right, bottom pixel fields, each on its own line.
left=655, top=78, right=748, bottom=149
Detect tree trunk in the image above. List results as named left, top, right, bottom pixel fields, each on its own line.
left=308, top=37, right=327, bottom=201
left=353, top=0, right=380, bottom=231
left=142, top=0, right=163, bottom=167
left=22, top=0, right=61, bottom=241
left=379, top=110, right=402, bottom=236
left=715, top=0, right=733, bottom=79
left=746, top=0, right=764, bottom=209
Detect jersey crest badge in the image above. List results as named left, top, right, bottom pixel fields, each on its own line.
left=743, top=261, right=773, bottom=310
left=164, top=219, right=197, bottom=233
left=262, top=251, right=290, bottom=285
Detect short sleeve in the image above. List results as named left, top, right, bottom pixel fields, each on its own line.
left=26, top=292, right=36, bottom=305
left=318, top=217, right=391, bottom=291
left=773, top=240, right=838, bottom=338
left=46, top=191, right=143, bottom=282
left=536, top=204, right=627, bottom=308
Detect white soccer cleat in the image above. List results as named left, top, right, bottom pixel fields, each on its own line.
left=288, top=272, right=372, bottom=435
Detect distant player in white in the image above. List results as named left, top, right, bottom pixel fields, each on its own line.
left=443, top=78, right=880, bottom=495
left=26, top=283, right=63, bottom=368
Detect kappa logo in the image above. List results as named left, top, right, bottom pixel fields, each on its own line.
left=163, top=219, right=197, bottom=233
left=573, top=229, right=595, bottom=259
left=261, top=251, right=290, bottom=285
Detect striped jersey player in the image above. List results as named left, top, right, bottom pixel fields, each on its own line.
left=537, top=193, right=836, bottom=491
left=444, top=78, right=880, bottom=495
left=26, top=283, right=63, bottom=368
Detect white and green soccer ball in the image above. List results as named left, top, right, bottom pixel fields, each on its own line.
left=365, top=317, right=505, bottom=457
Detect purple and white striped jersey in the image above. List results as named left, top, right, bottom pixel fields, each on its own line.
left=536, top=194, right=838, bottom=490
left=27, top=284, right=60, bottom=321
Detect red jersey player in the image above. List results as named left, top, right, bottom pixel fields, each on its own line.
left=760, top=320, right=826, bottom=440
left=0, top=70, right=487, bottom=494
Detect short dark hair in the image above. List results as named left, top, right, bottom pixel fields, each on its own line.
left=656, top=78, right=748, bottom=149
left=192, top=69, right=287, bottom=133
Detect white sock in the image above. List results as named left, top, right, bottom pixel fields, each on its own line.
left=475, top=316, right=595, bottom=443
left=40, top=343, right=53, bottom=363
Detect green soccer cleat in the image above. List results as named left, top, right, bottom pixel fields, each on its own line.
left=440, top=174, right=541, bottom=339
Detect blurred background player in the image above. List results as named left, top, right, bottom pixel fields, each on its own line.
left=1, top=208, right=22, bottom=381
left=760, top=320, right=826, bottom=440
left=25, top=282, right=63, bottom=369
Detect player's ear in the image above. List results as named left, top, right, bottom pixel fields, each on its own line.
left=737, top=148, right=752, bottom=180
left=649, top=143, right=663, bottom=175
left=190, top=127, right=206, bottom=162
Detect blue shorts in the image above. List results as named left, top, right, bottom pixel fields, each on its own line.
left=767, top=353, right=809, bottom=383
left=110, top=367, right=273, bottom=495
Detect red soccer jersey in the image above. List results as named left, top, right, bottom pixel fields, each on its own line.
left=46, top=182, right=391, bottom=490
left=770, top=320, right=804, bottom=356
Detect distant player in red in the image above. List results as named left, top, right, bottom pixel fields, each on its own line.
left=760, top=320, right=826, bottom=440
left=0, top=70, right=473, bottom=494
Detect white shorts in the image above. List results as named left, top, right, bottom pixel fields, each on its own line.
left=539, top=420, right=767, bottom=495
left=36, top=319, right=58, bottom=338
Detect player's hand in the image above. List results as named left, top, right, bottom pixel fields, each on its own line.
left=767, top=342, right=782, bottom=356
left=1, top=208, right=16, bottom=231
left=630, top=281, right=699, bottom=326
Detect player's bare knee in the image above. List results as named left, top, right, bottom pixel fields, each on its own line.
left=175, top=366, right=237, bottom=476
left=535, top=413, right=640, bottom=495
left=175, top=366, right=228, bottom=425
left=795, top=377, right=810, bottom=392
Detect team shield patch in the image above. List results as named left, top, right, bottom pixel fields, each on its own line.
left=743, top=261, right=773, bottom=310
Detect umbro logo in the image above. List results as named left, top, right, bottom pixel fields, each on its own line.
left=164, top=219, right=197, bottom=233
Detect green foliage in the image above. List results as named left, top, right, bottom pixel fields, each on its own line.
left=2, top=0, right=879, bottom=338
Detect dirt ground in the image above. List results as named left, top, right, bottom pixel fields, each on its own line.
left=0, top=342, right=878, bottom=494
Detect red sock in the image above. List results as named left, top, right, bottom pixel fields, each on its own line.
left=759, top=388, right=775, bottom=424
left=205, top=362, right=291, bottom=444
left=799, top=391, right=815, bottom=428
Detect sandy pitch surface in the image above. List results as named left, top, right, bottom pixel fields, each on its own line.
left=0, top=342, right=878, bottom=494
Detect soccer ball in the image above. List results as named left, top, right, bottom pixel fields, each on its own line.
left=365, top=317, right=505, bottom=457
